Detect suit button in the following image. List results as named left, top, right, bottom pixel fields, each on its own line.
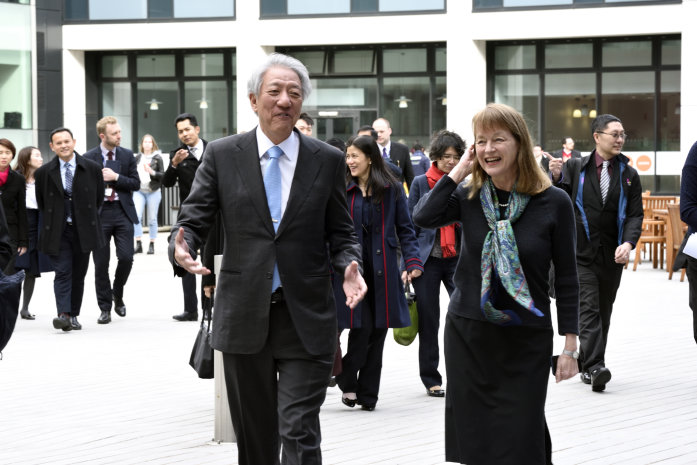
left=376, top=249, right=382, bottom=255
left=265, top=272, right=273, bottom=279
left=377, top=270, right=383, bottom=277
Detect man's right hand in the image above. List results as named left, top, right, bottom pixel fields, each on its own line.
left=546, top=152, right=563, bottom=182
left=174, top=227, right=211, bottom=275
left=171, top=148, right=189, bottom=168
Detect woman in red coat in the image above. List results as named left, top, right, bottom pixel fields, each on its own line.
left=334, top=135, right=423, bottom=411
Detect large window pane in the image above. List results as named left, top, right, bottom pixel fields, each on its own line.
left=504, top=0, right=571, bottom=6
left=602, top=41, right=652, bottom=67
left=381, top=77, right=431, bottom=148
left=174, top=0, right=234, bottom=18
left=383, top=49, right=427, bottom=73
left=494, top=74, right=539, bottom=139
left=288, top=0, right=349, bottom=14
left=288, top=51, right=326, bottom=75
left=495, top=45, right=535, bottom=70
left=662, top=39, right=681, bottom=66
left=137, top=54, right=175, bottom=78
left=102, top=55, right=128, bottom=78
left=65, top=0, right=88, bottom=20
left=184, top=53, right=224, bottom=77
left=137, top=82, right=179, bottom=153
left=185, top=81, right=230, bottom=141
left=102, top=82, right=133, bottom=150
left=89, top=0, right=146, bottom=19
left=433, top=76, right=447, bottom=137
left=545, top=43, right=592, bottom=69
left=659, top=71, right=680, bottom=151
left=435, top=47, right=446, bottom=72
left=0, top=4, right=32, bottom=131
left=544, top=73, right=596, bottom=152
left=332, top=50, right=375, bottom=74
left=303, top=78, right=378, bottom=109
left=601, top=71, right=654, bottom=151
left=379, top=0, right=444, bottom=11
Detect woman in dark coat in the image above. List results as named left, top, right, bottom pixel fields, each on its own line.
left=334, top=135, right=423, bottom=411
left=413, top=104, right=580, bottom=464
left=408, top=130, right=465, bottom=397
left=0, top=138, right=28, bottom=275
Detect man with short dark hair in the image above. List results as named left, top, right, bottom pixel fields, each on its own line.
left=372, top=117, right=414, bottom=187
left=162, top=113, right=208, bottom=322
left=295, top=112, right=313, bottom=137
left=84, top=116, right=140, bottom=325
left=550, top=115, right=643, bottom=393
left=35, top=128, right=105, bottom=331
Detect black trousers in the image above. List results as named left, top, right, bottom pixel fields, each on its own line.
left=182, top=271, right=198, bottom=313
left=222, top=300, right=334, bottom=465
left=93, top=202, right=134, bottom=311
left=411, top=255, right=456, bottom=389
left=686, top=256, right=697, bottom=344
left=49, top=224, right=91, bottom=316
left=577, top=252, right=624, bottom=373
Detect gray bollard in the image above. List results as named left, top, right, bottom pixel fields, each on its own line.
left=213, top=255, right=235, bottom=443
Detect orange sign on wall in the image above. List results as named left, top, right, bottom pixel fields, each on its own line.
left=636, top=155, right=652, bottom=172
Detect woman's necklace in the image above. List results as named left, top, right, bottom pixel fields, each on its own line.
left=498, top=202, right=509, bottom=207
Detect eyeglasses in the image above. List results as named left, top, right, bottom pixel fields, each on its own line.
left=597, top=131, right=628, bottom=141
left=441, top=155, right=461, bottom=161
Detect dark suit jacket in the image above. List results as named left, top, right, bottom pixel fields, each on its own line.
left=0, top=202, right=12, bottom=269
left=387, top=141, right=415, bottom=188
left=542, top=149, right=582, bottom=172
left=161, top=140, right=208, bottom=203
left=0, top=170, right=28, bottom=247
left=557, top=151, right=643, bottom=266
left=34, top=154, right=106, bottom=255
left=169, top=128, right=362, bottom=355
left=134, top=152, right=165, bottom=191
left=83, top=145, right=140, bottom=224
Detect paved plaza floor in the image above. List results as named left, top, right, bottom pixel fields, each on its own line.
left=2, top=235, right=697, bottom=464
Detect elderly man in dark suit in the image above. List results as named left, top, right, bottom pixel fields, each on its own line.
left=35, top=128, right=105, bottom=331
left=373, top=117, right=415, bottom=188
left=170, top=53, right=366, bottom=465
left=84, top=116, right=140, bottom=324
left=550, top=115, right=643, bottom=393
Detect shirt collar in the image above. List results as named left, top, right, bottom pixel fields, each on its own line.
left=256, top=127, right=299, bottom=162
left=61, top=155, right=76, bottom=169
left=188, top=139, right=204, bottom=153
left=594, top=150, right=611, bottom=168
left=100, top=144, right=115, bottom=158
left=378, top=141, right=392, bottom=153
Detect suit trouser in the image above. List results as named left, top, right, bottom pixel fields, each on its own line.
left=222, top=300, right=334, bottom=465
left=93, top=202, right=134, bottom=311
left=685, top=256, right=697, bottom=344
left=49, top=224, right=91, bottom=316
left=411, top=255, right=457, bottom=389
left=577, top=252, right=624, bottom=373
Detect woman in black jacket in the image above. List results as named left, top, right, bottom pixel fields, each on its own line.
left=0, top=138, right=27, bottom=274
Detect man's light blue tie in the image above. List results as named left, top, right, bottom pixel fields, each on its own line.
left=264, top=145, right=283, bottom=291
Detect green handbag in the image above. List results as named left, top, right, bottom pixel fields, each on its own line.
left=393, top=283, right=418, bottom=346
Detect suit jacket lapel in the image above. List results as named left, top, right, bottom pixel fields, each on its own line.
left=277, top=140, right=323, bottom=237
left=48, top=157, right=64, bottom=193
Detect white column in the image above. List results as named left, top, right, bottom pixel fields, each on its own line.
left=62, top=49, right=87, bottom=153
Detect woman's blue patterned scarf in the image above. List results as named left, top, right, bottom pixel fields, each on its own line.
left=479, top=178, right=543, bottom=325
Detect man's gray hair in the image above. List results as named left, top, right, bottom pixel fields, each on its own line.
left=247, top=53, right=312, bottom=99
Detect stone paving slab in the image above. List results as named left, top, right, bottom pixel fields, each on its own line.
left=1, top=236, right=696, bottom=464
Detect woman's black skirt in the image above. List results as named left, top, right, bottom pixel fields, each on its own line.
left=14, top=209, right=53, bottom=277
left=444, top=314, right=553, bottom=465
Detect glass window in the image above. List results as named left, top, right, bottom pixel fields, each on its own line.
left=289, top=51, right=326, bottom=75
left=136, top=55, right=175, bottom=77
left=288, top=0, right=349, bottom=14
left=332, top=50, right=375, bottom=74
left=662, top=39, right=681, bottom=66
left=353, top=0, right=378, bottom=13
left=435, top=47, right=446, bottom=72
left=137, top=82, right=179, bottom=153
left=659, top=70, right=680, bottom=151
left=602, top=41, right=652, bottom=67
left=545, top=43, right=593, bottom=69
left=433, top=76, right=447, bottom=137
left=184, top=53, right=224, bottom=77
left=494, top=45, right=535, bottom=70
left=102, top=56, right=129, bottom=78
left=303, top=77, right=378, bottom=109
left=504, top=0, right=571, bottom=6
left=544, top=73, right=596, bottom=151
left=185, top=81, right=230, bottom=141
left=379, top=0, right=444, bottom=11
left=601, top=71, right=654, bottom=151
left=102, top=82, right=134, bottom=150
left=381, top=77, right=431, bottom=147
left=383, top=49, right=427, bottom=73
left=65, top=0, right=88, bottom=20
left=174, top=0, right=234, bottom=18
left=89, top=0, right=146, bottom=20
left=149, top=0, right=173, bottom=18
left=494, top=74, right=540, bottom=139
left=0, top=3, right=32, bottom=133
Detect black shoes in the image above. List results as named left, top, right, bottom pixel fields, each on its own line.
left=98, top=310, right=112, bottom=324
left=53, top=314, right=72, bottom=331
left=147, top=242, right=154, bottom=255
left=20, top=308, right=35, bottom=320
left=113, top=294, right=126, bottom=317
left=70, top=316, right=82, bottom=330
left=341, top=396, right=357, bottom=408
left=135, top=240, right=143, bottom=254
left=427, top=386, right=445, bottom=398
left=328, top=377, right=337, bottom=387
left=580, top=371, right=591, bottom=385
left=590, top=367, right=612, bottom=392
left=360, top=404, right=375, bottom=412
left=173, top=312, right=198, bottom=321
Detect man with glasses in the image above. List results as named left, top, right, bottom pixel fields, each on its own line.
left=549, top=114, right=643, bottom=393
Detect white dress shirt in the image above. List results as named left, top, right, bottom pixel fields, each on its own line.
left=256, top=127, right=299, bottom=218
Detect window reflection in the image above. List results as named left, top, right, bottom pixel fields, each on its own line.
left=601, top=71, right=654, bottom=151
left=137, top=82, right=179, bottom=153
left=544, top=73, right=595, bottom=151
left=494, top=74, right=539, bottom=139
left=102, top=82, right=134, bottom=149
left=382, top=77, right=432, bottom=147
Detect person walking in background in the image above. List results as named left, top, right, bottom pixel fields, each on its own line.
left=549, top=114, right=643, bottom=393
left=133, top=134, right=165, bottom=255
left=542, top=136, right=581, bottom=172
left=414, top=103, right=580, bottom=464
left=14, top=146, right=53, bottom=320
left=335, top=135, right=423, bottom=411
left=0, top=138, right=28, bottom=275
left=170, top=53, right=366, bottom=465
left=408, top=130, right=464, bottom=398
left=84, top=116, right=140, bottom=325
left=35, top=128, right=105, bottom=331
left=410, top=142, right=431, bottom=178
left=162, top=113, right=208, bottom=322
left=373, top=117, right=415, bottom=188
left=295, top=112, right=314, bottom=137
left=0, top=201, right=12, bottom=270
left=680, top=140, right=697, bottom=344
